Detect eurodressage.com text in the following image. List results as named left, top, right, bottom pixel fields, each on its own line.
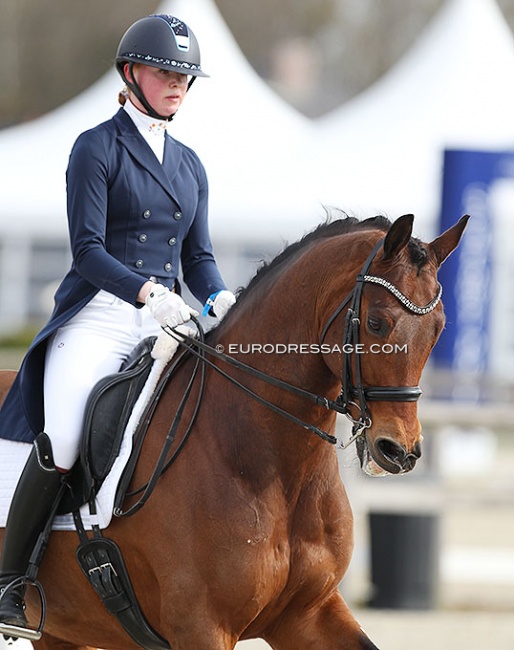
left=215, top=343, right=408, bottom=355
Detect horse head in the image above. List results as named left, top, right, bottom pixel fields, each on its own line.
left=320, top=213, right=469, bottom=476
left=210, top=212, right=468, bottom=478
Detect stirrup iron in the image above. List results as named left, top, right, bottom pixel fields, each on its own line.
left=0, top=576, right=46, bottom=642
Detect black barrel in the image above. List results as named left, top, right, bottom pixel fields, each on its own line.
left=368, top=511, right=439, bottom=609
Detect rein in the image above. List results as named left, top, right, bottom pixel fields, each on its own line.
left=164, top=322, right=347, bottom=446
left=114, top=345, right=207, bottom=517
left=166, top=237, right=442, bottom=449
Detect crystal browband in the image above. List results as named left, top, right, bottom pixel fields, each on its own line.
left=363, top=275, right=442, bottom=315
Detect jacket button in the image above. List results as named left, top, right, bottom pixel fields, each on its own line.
left=139, top=234, right=148, bottom=243
left=168, top=237, right=177, bottom=246
left=142, top=210, right=151, bottom=219
left=173, top=211, right=182, bottom=221
left=164, top=263, right=172, bottom=272
left=135, top=259, right=144, bottom=268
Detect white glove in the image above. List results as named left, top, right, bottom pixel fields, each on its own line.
left=145, top=283, right=198, bottom=328
left=212, top=290, right=236, bottom=320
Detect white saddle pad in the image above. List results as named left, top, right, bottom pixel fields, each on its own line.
left=0, top=329, right=186, bottom=532
left=0, top=431, right=128, bottom=531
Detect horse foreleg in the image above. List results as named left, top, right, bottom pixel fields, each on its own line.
left=33, top=634, right=97, bottom=650
left=263, top=590, right=379, bottom=650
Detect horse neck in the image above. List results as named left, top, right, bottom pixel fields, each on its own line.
left=210, top=322, right=339, bottom=495
left=208, top=264, right=343, bottom=478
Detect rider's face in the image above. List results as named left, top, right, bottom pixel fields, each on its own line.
left=125, top=63, right=189, bottom=117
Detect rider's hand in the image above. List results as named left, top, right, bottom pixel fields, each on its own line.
left=145, top=283, right=198, bottom=328
left=212, top=290, right=236, bottom=320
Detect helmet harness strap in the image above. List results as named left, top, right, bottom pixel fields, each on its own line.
left=123, top=63, right=175, bottom=122
left=122, top=63, right=197, bottom=121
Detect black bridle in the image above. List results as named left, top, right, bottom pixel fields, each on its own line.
left=167, top=237, right=442, bottom=449
left=319, top=239, right=442, bottom=441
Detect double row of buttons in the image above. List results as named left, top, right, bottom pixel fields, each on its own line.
left=135, top=259, right=173, bottom=272
left=142, top=209, right=182, bottom=221
left=136, top=209, right=180, bottom=272
left=138, top=234, right=177, bottom=246
left=135, top=210, right=182, bottom=273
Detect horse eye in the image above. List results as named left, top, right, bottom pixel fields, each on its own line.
left=367, top=316, right=382, bottom=333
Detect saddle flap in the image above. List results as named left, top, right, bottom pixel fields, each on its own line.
left=83, top=336, right=156, bottom=484
left=56, top=337, right=156, bottom=515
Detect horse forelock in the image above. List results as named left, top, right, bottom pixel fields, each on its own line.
left=408, top=238, right=429, bottom=272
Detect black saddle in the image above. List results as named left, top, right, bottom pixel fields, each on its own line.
left=57, top=336, right=156, bottom=515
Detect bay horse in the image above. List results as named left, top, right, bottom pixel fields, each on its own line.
left=0, top=213, right=468, bottom=650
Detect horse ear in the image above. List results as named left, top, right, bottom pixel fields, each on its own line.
left=428, top=214, right=470, bottom=267
left=383, top=214, right=414, bottom=260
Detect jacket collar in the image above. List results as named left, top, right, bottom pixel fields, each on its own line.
left=114, top=108, right=183, bottom=206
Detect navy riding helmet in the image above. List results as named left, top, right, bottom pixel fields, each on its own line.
left=115, top=14, right=208, bottom=120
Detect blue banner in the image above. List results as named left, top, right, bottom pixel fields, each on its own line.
left=432, top=149, right=514, bottom=380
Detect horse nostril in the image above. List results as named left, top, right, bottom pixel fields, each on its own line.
left=412, top=441, right=422, bottom=459
left=376, top=438, right=407, bottom=465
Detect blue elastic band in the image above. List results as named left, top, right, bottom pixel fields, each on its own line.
left=202, top=291, right=221, bottom=316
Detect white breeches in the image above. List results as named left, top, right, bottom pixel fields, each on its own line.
left=43, top=290, right=161, bottom=470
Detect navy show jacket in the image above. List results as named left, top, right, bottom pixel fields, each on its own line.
left=0, top=108, right=226, bottom=443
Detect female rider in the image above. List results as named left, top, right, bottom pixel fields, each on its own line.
left=0, top=14, right=235, bottom=639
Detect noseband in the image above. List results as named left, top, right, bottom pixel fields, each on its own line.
left=321, top=239, right=442, bottom=438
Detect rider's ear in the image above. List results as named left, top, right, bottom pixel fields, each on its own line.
left=124, top=63, right=137, bottom=84
left=382, top=214, right=414, bottom=260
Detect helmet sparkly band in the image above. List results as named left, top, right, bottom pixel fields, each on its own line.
left=120, top=52, right=203, bottom=73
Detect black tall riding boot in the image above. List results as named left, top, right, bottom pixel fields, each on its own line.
left=0, top=432, right=64, bottom=639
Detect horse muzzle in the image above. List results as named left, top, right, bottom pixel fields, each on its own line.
left=356, top=436, right=421, bottom=476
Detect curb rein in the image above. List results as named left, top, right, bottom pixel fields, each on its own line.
left=166, top=238, right=442, bottom=450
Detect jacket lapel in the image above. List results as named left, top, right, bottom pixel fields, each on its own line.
left=114, top=109, right=183, bottom=206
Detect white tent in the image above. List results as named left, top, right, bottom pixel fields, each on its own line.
left=3, top=0, right=514, bottom=243
left=312, top=0, right=514, bottom=240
